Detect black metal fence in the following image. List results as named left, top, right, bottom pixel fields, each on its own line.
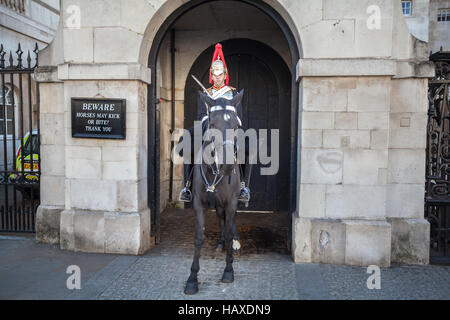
left=426, top=50, right=450, bottom=264
left=0, top=43, right=40, bottom=233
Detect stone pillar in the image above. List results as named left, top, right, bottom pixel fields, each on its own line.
left=292, top=58, right=432, bottom=267
left=387, top=63, right=434, bottom=264
left=36, top=63, right=152, bottom=255
left=35, top=67, right=65, bottom=244
left=32, top=0, right=156, bottom=255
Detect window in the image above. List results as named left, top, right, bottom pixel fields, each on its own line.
left=0, top=85, right=17, bottom=137
left=23, top=135, right=39, bottom=156
left=437, top=8, right=450, bottom=21
left=402, top=1, right=412, bottom=16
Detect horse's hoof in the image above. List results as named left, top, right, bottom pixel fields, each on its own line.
left=184, top=281, right=199, bottom=295
left=221, top=271, right=234, bottom=283
left=216, top=243, right=224, bottom=251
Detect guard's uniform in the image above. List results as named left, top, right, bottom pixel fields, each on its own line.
left=198, top=85, right=243, bottom=125
left=178, top=43, right=250, bottom=203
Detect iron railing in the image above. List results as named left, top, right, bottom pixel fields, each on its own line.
left=426, top=49, right=450, bottom=264
left=0, top=43, right=39, bottom=233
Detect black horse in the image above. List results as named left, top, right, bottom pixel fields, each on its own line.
left=184, top=90, right=244, bottom=295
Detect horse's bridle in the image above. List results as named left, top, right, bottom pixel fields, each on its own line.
left=199, top=104, right=238, bottom=193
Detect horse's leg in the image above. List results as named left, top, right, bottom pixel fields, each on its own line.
left=216, top=207, right=225, bottom=251
left=185, top=201, right=206, bottom=295
left=221, top=204, right=236, bottom=283
left=232, top=221, right=241, bottom=254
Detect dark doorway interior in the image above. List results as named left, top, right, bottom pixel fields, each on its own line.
left=184, top=39, right=291, bottom=212
left=159, top=208, right=290, bottom=256
left=148, top=0, right=300, bottom=246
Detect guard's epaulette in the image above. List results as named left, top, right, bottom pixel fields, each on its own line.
left=228, top=86, right=236, bottom=90
left=206, top=87, right=213, bottom=95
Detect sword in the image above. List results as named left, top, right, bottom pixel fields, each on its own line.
left=191, top=75, right=212, bottom=98
left=191, top=74, right=213, bottom=119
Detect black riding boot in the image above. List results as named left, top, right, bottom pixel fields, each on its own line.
left=238, top=183, right=250, bottom=202
left=238, top=163, right=250, bottom=202
left=179, top=164, right=193, bottom=202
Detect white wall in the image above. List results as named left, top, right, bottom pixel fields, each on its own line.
left=0, top=0, right=60, bottom=58
left=403, top=0, right=430, bottom=42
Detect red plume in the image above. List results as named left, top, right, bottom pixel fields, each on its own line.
left=209, top=43, right=229, bottom=85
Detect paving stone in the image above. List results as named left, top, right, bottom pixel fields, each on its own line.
left=0, top=208, right=449, bottom=300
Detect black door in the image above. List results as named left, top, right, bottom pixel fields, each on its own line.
left=185, top=39, right=290, bottom=211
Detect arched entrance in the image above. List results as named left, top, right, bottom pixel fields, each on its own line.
left=147, top=0, right=300, bottom=247
left=184, top=39, right=291, bottom=212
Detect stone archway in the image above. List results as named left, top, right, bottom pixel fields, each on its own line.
left=146, top=0, right=301, bottom=245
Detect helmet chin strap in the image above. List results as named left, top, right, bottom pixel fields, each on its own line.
left=212, top=73, right=226, bottom=89
left=213, top=82, right=225, bottom=90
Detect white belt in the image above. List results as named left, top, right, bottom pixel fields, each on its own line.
left=210, top=105, right=236, bottom=112
left=201, top=112, right=242, bottom=126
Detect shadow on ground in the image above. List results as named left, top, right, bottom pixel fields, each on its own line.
left=156, top=208, right=290, bottom=258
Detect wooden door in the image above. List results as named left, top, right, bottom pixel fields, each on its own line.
left=184, top=39, right=290, bottom=211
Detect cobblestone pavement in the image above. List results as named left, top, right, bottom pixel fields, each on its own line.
left=70, top=208, right=297, bottom=300
left=295, top=263, right=450, bottom=300
left=0, top=208, right=449, bottom=300
left=87, top=252, right=298, bottom=300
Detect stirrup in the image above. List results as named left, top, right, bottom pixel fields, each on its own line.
left=178, top=187, right=192, bottom=202
left=238, top=186, right=250, bottom=203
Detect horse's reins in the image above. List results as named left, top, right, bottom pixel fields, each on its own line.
left=191, top=75, right=238, bottom=193
left=200, top=105, right=238, bottom=193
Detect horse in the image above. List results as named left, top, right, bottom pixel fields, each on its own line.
left=184, top=90, right=244, bottom=295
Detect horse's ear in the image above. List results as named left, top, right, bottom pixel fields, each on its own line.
left=232, top=89, right=244, bottom=106
left=198, top=91, right=209, bottom=105
left=200, top=91, right=215, bottom=106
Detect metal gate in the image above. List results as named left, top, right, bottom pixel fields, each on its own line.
left=425, top=50, right=450, bottom=264
left=0, top=43, right=40, bottom=233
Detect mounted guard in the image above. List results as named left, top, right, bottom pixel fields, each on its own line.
left=178, top=43, right=251, bottom=204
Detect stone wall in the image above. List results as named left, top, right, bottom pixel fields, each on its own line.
left=387, top=78, right=430, bottom=264
left=293, top=73, right=430, bottom=266
left=295, top=76, right=393, bottom=267
left=0, top=0, right=60, bottom=53
left=403, top=0, right=430, bottom=42
left=429, top=0, right=450, bottom=52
